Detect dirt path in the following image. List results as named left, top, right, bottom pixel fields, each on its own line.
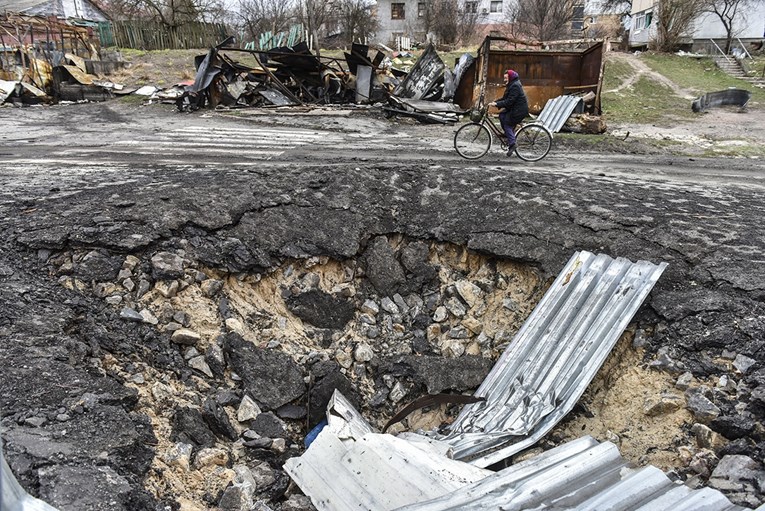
left=606, top=52, right=697, bottom=99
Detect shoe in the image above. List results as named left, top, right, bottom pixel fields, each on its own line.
left=506, top=144, right=516, bottom=156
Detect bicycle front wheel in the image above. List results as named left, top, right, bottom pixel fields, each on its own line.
left=514, top=124, right=552, bottom=162
left=454, top=122, right=492, bottom=160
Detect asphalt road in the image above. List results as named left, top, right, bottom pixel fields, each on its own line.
left=1, top=101, right=764, bottom=509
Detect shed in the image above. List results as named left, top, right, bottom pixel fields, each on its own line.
left=456, top=36, right=606, bottom=115
left=0, top=0, right=108, bottom=22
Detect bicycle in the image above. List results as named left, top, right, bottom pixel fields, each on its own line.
left=454, top=107, right=553, bottom=162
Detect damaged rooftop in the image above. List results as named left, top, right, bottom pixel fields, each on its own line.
left=2, top=11, right=765, bottom=511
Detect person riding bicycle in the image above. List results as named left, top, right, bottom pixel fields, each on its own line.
left=489, top=69, right=529, bottom=156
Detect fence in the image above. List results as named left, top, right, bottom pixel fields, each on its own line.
left=110, top=20, right=228, bottom=50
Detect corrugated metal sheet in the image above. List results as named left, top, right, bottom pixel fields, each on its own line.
left=440, top=251, right=668, bottom=468
left=2, top=443, right=58, bottom=511
left=537, top=95, right=584, bottom=133
left=397, top=436, right=749, bottom=511
left=284, top=430, right=490, bottom=511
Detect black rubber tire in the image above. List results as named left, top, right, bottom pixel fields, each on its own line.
left=514, top=123, right=552, bottom=162
left=454, top=123, right=492, bottom=160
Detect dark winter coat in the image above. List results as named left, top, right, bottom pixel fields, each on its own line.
left=495, top=76, right=529, bottom=121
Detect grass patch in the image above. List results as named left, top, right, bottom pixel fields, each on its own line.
left=602, top=57, right=634, bottom=91
left=602, top=74, right=693, bottom=124
left=642, top=53, right=765, bottom=103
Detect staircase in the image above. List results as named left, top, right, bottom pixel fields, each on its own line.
left=714, top=56, right=765, bottom=89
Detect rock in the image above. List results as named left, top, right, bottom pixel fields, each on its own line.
left=123, top=255, right=140, bottom=270
left=224, top=333, right=306, bottom=410
left=354, top=342, right=374, bottom=362
left=358, top=313, right=376, bottom=325
left=282, top=494, right=313, bottom=511
left=225, top=317, right=245, bottom=335
left=433, top=306, right=448, bottom=322
left=462, top=317, right=482, bottom=334
left=686, top=389, right=721, bottom=423
left=689, top=449, right=717, bottom=477
left=139, top=309, right=158, bottom=325
left=441, top=339, right=465, bottom=358
left=37, top=464, right=131, bottom=510
left=151, top=251, right=185, bottom=280
left=203, top=398, right=239, bottom=441
left=117, top=268, right=132, bottom=281
left=393, top=293, right=409, bottom=314
left=105, top=295, right=122, bottom=306
left=195, top=447, right=229, bottom=468
left=206, top=343, right=226, bottom=378
left=378, top=355, right=493, bottom=394
left=445, top=297, right=466, bottom=318
left=308, top=370, right=357, bottom=426
left=448, top=326, right=469, bottom=339
left=171, top=328, right=201, bottom=346
left=201, top=278, right=224, bottom=297
left=237, top=395, right=262, bottom=422
left=188, top=356, right=213, bottom=377
left=72, top=250, right=122, bottom=281
left=275, top=404, right=306, bottom=420
left=271, top=437, right=287, bottom=453
left=24, top=416, right=46, bottom=427
left=120, top=307, right=143, bottom=322
left=361, top=299, right=379, bottom=315
left=286, top=289, right=355, bottom=329
left=336, top=350, right=353, bottom=368
left=708, top=454, right=764, bottom=504
left=381, top=296, right=400, bottom=314
left=155, top=280, right=179, bottom=298
left=675, top=372, right=693, bottom=390
left=691, top=423, right=728, bottom=451
left=644, top=392, right=683, bottom=416
left=251, top=461, right=276, bottom=489
left=122, top=277, right=135, bottom=292
left=399, top=241, right=438, bottom=293
left=362, top=236, right=406, bottom=296
left=426, top=324, right=441, bottom=342
left=163, top=442, right=193, bottom=471
left=173, top=407, right=217, bottom=447
left=137, top=279, right=151, bottom=298
left=733, top=354, right=756, bottom=374
left=389, top=381, right=406, bottom=403
left=711, top=414, right=756, bottom=440
left=455, top=280, right=483, bottom=308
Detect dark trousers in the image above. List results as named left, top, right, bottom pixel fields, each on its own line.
left=499, top=111, right=525, bottom=146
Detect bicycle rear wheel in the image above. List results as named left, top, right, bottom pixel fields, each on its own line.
left=454, top=122, right=492, bottom=159
left=514, top=124, right=552, bottom=162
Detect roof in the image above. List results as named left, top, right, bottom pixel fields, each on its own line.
left=0, top=0, right=51, bottom=13
left=440, top=251, right=668, bottom=467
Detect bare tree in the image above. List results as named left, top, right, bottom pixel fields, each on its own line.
left=102, top=0, right=225, bottom=26
left=416, top=0, right=480, bottom=47
left=237, top=0, right=295, bottom=46
left=509, top=0, right=578, bottom=41
left=296, top=0, right=335, bottom=55
left=337, top=0, right=378, bottom=45
left=653, top=0, right=705, bottom=52
left=702, top=0, right=752, bottom=53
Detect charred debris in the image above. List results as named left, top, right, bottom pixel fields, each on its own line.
left=172, top=39, right=471, bottom=124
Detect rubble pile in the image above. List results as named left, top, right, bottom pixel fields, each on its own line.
left=2, top=233, right=763, bottom=509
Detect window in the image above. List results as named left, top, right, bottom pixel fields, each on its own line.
left=490, top=1, right=502, bottom=13
left=645, top=12, right=653, bottom=27
left=392, top=2, right=405, bottom=19
left=418, top=2, right=425, bottom=17
left=572, top=5, right=584, bottom=18
left=634, top=14, right=644, bottom=31
left=465, top=1, right=478, bottom=14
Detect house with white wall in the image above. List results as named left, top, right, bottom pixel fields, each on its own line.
left=629, top=0, right=765, bottom=52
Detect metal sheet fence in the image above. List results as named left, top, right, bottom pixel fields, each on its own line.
left=110, top=20, right=228, bottom=50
